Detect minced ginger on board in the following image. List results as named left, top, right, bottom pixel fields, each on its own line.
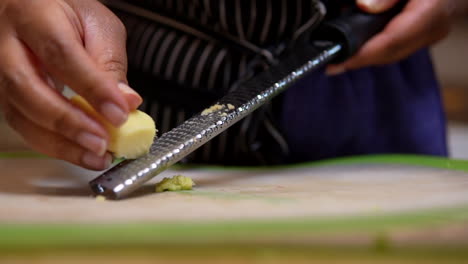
left=155, top=175, right=195, bottom=193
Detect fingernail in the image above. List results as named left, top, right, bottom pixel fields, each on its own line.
left=357, top=0, right=395, bottom=13
left=100, top=102, right=128, bottom=127
left=103, top=153, right=113, bottom=168
left=118, top=82, right=137, bottom=95
left=82, top=152, right=112, bottom=170
left=325, top=65, right=346, bottom=76
left=76, top=132, right=107, bottom=156
left=357, top=0, right=378, bottom=6
left=118, top=83, right=143, bottom=108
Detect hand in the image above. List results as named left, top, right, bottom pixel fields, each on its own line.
left=327, top=0, right=468, bottom=75
left=0, top=0, right=142, bottom=170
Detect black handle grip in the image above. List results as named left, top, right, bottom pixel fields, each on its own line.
left=318, top=3, right=405, bottom=62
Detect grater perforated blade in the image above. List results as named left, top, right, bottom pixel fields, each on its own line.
left=89, top=42, right=342, bottom=199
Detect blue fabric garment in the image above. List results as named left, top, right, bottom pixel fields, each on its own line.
left=280, top=49, right=448, bottom=162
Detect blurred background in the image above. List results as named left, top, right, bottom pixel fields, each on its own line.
left=432, top=18, right=468, bottom=159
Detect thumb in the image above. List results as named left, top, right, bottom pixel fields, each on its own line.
left=74, top=0, right=142, bottom=110
left=356, top=0, right=401, bottom=14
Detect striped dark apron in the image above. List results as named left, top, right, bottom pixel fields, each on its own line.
left=111, top=0, right=327, bottom=165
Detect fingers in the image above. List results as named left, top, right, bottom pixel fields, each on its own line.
left=2, top=102, right=112, bottom=170
left=69, top=0, right=142, bottom=110
left=77, top=0, right=129, bottom=83
left=12, top=0, right=129, bottom=126
left=327, top=0, right=451, bottom=74
left=0, top=36, right=109, bottom=156
left=118, top=83, right=143, bottom=110
left=0, top=0, right=140, bottom=170
left=356, top=0, right=401, bottom=14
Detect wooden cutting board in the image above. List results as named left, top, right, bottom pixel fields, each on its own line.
left=1, top=156, right=468, bottom=223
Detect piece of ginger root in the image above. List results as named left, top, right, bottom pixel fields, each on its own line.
left=71, top=95, right=157, bottom=159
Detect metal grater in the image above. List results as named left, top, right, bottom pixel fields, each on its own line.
left=90, top=42, right=342, bottom=199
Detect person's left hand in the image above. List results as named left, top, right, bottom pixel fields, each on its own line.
left=0, top=0, right=142, bottom=170
left=327, top=0, right=468, bottom=75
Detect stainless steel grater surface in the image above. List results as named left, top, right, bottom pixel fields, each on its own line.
left=90, top=42, right=342, bottom=199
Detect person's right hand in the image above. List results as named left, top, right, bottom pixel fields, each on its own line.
left=327, top=0, right=468, bottom=75
left=0, top=0, right=142, bottom=170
